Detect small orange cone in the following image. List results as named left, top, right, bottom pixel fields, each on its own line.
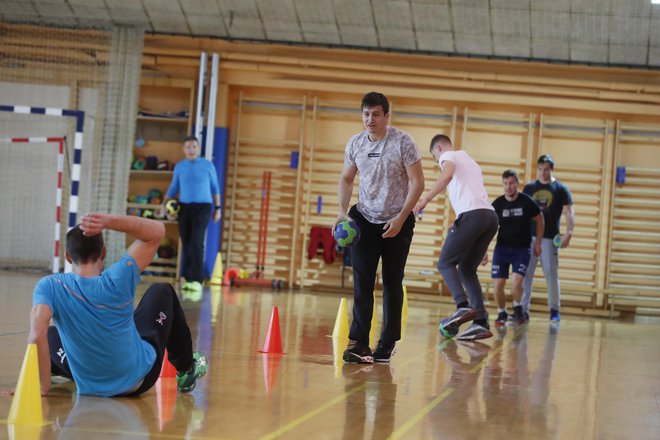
left=260, top=353, right=282, bottom=394
left=156, top=378, right=177, bottom=431
left=159, top=349, right=177, bottom=378
left=8, top=344, right=44, bottom=425
left=258, top=306, right=285, bottom=354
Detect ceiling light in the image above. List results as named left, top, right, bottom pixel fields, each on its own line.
left=653, top=0, right=660, bottom=4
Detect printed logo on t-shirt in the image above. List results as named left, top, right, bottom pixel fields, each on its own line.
left=532, top=189, right=553, bottom=209
left=502, top=207, right=524, bottom=217
left=368, top=153, right=381, bottom=158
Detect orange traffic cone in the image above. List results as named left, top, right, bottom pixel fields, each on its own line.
left=258, top=306, right=285, bottom=354
left=260, top=353, right=282, bottom=394
left=156, top=378, right=177, bottom=431
left=159, top=349, right=177, bottom=378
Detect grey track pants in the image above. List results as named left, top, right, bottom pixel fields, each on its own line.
left=438, top=209, right=499, bottom=321
left=522, top=237, right=560, bottom=312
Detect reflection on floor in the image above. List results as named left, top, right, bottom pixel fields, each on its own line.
left=0, top=271, right=659, bottom=439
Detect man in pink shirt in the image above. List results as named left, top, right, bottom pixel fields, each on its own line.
left=414, top=135, right=498, bottom=340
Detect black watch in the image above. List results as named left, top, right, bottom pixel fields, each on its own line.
left=214, top=205, right=221, bottom=210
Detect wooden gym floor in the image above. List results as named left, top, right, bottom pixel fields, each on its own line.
left=0, top=270, right=659, bottom=439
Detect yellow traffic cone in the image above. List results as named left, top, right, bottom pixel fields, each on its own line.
left=8, top=344, right=44, bottom=425
left=209, top=252, right=224, bottom=285
left=332, top=336, right=343, bottom=378
left=210, top=285, right=221, bottom=324
left=402, top=285, right=409, bottom=319
left=369, top=296, right=377, bottom=347
left=7, top=423, right=44, bottom=440
left=332, top=298, right=349, bottom=340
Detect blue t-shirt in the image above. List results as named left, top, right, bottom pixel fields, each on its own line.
left=32, top=254, right=156, bottom=396
left=166, top=158, right=220, bottom=204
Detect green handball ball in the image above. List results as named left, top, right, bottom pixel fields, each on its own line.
left=334, top=220, right=361, bottom=247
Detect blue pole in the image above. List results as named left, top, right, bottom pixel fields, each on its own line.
left=204, top=126, right=229, bottom=277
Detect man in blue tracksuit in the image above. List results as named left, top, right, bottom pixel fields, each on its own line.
left=164, top=136, right=221, bottom=292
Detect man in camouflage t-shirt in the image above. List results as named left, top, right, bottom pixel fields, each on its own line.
left=336, top=91, right=424, bottom=364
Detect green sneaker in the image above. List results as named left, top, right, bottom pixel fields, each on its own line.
left=176, top=352, right=208, bottom=393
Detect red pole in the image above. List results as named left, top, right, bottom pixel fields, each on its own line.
left=256, top=171, right=267, bottom=276
left=260, top=171, right=272, bottom=276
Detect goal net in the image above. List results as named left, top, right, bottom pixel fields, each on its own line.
left=0, top=21, right=142, bottom=272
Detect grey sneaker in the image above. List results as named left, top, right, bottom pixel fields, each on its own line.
left=176, top=351, right=208, bottom=393
left=456, top=323, right=493, bottom=341
left=438, top=307, right=477, bottom=338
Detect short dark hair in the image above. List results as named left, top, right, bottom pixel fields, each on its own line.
left=183, top=135, right=199, bottom=144
left=361, top=92, right=389, bottom=115
left=66, top=225, right=104, bottom=265
left=502, top=169, right=519, bottom=182
left=537, top=154, right=554, bottom=169
left=429, top=134, right=452, bottom=152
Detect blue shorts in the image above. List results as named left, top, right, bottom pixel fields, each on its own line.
left=491, top=245, right=531, bottom=279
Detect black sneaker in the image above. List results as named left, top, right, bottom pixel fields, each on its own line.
left=342, top=339, right=373, bottom=364
left=495, top=311, right=508, bottom=327
left=372, top=341, right=396, bottom=363
left=550, top=308, right=561, bottom=322
left=511, top=306, right=526, bottom=325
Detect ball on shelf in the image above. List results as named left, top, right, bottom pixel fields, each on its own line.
left=147, top=188, right=162, bottom=200
left=333, top=219, right=361, bottom=247
left=135, top=195, right=149, bottom=204
left=157, top=160, right=171, bottom=171
left=132, top=157, right=146, bottom=170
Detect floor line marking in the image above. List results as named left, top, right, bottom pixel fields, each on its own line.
left=386, top=388, right=455, bottom=440
left=258, top=343, right=440, bottom=439
left=257, top=383, right=367, bottom=440
left=387, top=327, right=527, bottom=439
